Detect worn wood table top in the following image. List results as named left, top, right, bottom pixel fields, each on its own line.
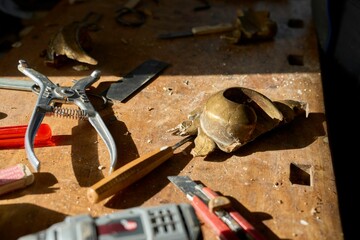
left=0, top=0, right=343, bottom=239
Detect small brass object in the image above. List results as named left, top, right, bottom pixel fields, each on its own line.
left=169, top=87, right=308, bottom=157
left=45, top=12, right=101, bottom=67
left=222, top=8, right=278, bottom=44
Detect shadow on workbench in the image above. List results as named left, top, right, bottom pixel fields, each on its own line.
left=228, top=196, right=284, bottom=240
left=319, top=51, right=359, bottom=240
left=0, top=172, right=58, bottom=200
left=313, top=1, right=360, bottom=239
left=205, top=113, right=326, bottom=163
left=70, top=104, right=139, bottom=187
left=104, top=143, right=195, bottom=209
left=0, top=203, right=66, bottom=240
left=0, top=1, right=355, bottom=239
left=1, top=0, right=318, bottom=78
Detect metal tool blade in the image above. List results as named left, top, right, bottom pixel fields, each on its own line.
left=172, top=135, right=195, bottom=150
left=167, top=176, right=209, bottom=201
left=105, top=59, right=169, bottom=102
left=0, top=78, right=37, bottom=91
left=158, top=31, right=193, bottom=39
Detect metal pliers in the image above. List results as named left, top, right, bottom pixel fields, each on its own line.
left=17, top=60, right=117, bottom=174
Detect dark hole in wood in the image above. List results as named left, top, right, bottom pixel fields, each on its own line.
left=288, top=19, right=304, bottom=28
left=288, top=54, right=304, bottom=66
left=290, top=163, right=311, bottom=186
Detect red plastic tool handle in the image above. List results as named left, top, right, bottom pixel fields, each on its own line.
left=191, top=195, right=240, bottom=240
left=0, top=124, right=55, bottom=149
left=201, top=187, right=266, bottom=240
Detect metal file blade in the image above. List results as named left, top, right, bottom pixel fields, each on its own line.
left=158, top=30, right=194, bottom=39
left=105, top=59, right=169, bottom=102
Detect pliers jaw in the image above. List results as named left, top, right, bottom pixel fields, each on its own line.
left=17, top=60, right=117, bottom=175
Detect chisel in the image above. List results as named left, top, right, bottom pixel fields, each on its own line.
left=87, top=135, right=194, bottom=204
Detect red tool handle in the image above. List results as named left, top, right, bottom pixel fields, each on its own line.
left=201, top=187, right=266, bottom=240
left=0, top=124, right=55, bottom=149
left=191, top=195, right=240, bottom=240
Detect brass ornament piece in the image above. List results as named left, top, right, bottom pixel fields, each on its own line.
left=168, top=87, right=308, bottom=157
left=222, top=8, right=278, bottom=44
left=44, top=12, right=102, bottom=67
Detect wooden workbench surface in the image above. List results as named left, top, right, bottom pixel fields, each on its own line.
left=0, top=0, right=343, bottom=239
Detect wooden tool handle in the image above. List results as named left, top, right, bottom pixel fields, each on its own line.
left=192, top=23, right=234, bottom=35
left=0, top=164, right=34, bottom=196
left=87, top=146, right=174, bottom=204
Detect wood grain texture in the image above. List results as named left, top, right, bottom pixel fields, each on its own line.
left=0, top=0, right=343, bottom=239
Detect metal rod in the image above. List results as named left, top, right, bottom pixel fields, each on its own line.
left=0, top=78, right=36, bottom=91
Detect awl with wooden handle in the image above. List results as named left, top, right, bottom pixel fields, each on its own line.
left=87, top=135, right=194, bottom=204
left=158, top=23, right=235, bottom=39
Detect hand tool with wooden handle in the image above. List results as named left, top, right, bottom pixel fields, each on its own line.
left=0, top=164, right=34, bottom=196
left=158, top=23, right=235, bottom=39
left=87, top=135, right=194, bottom=204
